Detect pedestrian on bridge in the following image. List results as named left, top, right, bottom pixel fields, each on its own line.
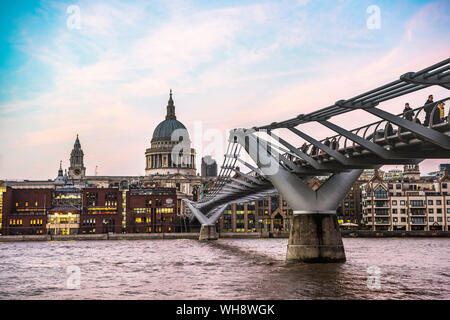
left=424, top=95, right=435, bottom=126
left=432, top=102, right=446, bottom=125
left=403, top=102, right=414, bottom=121
left=300, top=142, right=308, bottom=153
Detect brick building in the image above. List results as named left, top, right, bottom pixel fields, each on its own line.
left=0, top=186, right=178, bottom=235
left=80, top=187, right=122, bottom=234
left=126, top=187, right=178, bottom=233
left=1, top=188, right=51, bottom=235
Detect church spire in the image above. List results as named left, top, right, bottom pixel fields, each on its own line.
left=166, top=89, right=176, bottom=120
left=74, top=134, right=81, bottom=147
left=58, top=160, right=63, bottom=177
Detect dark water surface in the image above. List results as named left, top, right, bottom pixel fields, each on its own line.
left=0, top=238, right=448, bottom=299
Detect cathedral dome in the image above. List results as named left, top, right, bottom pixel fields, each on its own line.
left=152, top=119, right=188, bottom=142
left=151, top=90, right=189, bottom=142
left=145, top=90, right=196, bottom=176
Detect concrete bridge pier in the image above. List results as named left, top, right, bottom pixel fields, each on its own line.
left=232, top=129, right=363, bottom=263
left=199, top=225, right=218, bottom=241
left=286, top=211, right=345, bottom=263
left=282, top=169, right=367, bottom=263
left=184, top=200, right=226, bottom=241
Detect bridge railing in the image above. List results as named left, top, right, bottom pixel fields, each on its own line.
left=279, top=96, right=450, bottom=163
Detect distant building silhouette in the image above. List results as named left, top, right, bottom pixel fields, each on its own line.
left=201, top=156, right=217, bottom=177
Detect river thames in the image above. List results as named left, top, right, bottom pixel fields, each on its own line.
left=0, top=238, right=448, bottom=300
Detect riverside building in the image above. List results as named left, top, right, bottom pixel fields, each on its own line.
left=0, top=185, right=178, bottom=235
left=361, top=165, right=450, bottom=231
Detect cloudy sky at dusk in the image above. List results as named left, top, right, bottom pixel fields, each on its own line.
left=1, top=0, right=449, bottom=180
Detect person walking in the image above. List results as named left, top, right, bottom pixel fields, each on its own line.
left=300, top=142, right=308, bottom=153
left=432, top=102, right=446, bottom=125
left=403, top=102, right=414, bottom=121
left=424, top=95, right=434, bottom=126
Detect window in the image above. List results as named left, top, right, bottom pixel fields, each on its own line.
left=86, top=192, right=98, bottom=206
left=437, top=217, right=442, bottom=222
left=392, top=209, right=397, bottom=214
left=428, top=200, right=433, bottom=205
left=374, top=186, right=388, bottom=199
left=392, top=200, right=397, bottom=205
left=429, top=217, right=434, bottom=222
left=428, top=209, right=434, bottom=213
left=410, top=200, right=424, bottom=207
left=400, top=200, right=406, bottom=205
left=436, top=200, right=442, bottom=205
left=437, top=208, right=442, bottom=214
left=401, top=218, right=406, bottom=222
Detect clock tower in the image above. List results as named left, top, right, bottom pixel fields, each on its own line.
left=68, top=134, right=86, bottom=179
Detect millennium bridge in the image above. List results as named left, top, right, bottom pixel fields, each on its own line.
left=184, top=57, right=450, bottom=263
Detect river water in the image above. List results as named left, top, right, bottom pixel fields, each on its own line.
left=0, top=238, right=448, bottom=299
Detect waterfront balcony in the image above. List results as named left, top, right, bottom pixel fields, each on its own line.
left=410, top=211, right=426, bottom=216
left=409, top=202, right=425, bottom=208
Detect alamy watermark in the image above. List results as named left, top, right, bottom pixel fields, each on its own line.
left=66, top=265, right=81, bottom=290
left=366, top=5, right=381, bottom=30
left=366, top=265, right=381, bottom=290
left=66, top=5, right=81, bottom=30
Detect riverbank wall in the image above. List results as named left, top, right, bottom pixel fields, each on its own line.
left=0, top=230, right=448, bottom=242
left=340, top=230, right=450, bottom=238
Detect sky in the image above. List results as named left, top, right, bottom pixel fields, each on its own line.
left=0, top=0, right=449, bottom=180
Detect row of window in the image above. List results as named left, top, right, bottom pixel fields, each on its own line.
left=367, top=217, right=450, bottom=223
left=15, top=201, right=39, bottom=207
left=366, top=199, right=450, bottom=206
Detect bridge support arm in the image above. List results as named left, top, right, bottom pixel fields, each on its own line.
left=231, top=129, right=364, bottom=263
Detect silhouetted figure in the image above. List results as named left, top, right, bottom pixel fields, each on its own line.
left=424, top=95, right=434, bottom=126
left=300, top=142, right=308, bottom=153
left=403, top=102, right=414, bottom=121
left=311, top=145, right=318, bottom=156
